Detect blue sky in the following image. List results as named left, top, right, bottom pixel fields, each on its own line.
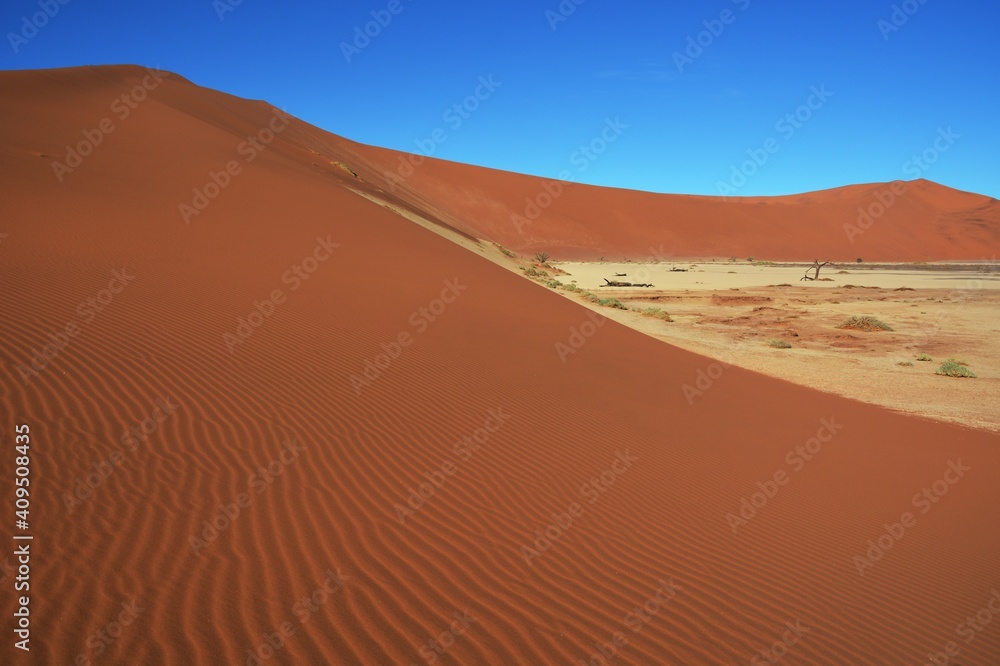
left=2, top=0, right=998, bottom=197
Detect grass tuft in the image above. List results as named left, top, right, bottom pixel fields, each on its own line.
left=639, top=307, right=673, bottom=322
left=597, top=297, right=627, bottom=310
left=936, top=359, right=977, bottom=378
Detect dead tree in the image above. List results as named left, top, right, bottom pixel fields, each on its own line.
left=800, top=260, right=831, bottom=281
left=603, top=278, right=654, bottom=288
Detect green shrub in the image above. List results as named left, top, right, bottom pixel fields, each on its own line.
left=766, top=339, right=792, bottom=349
left=936, top=359, right=976, bottom=378
left=639, top=307, right=673, bottom=322
left=838, top=316, right=893, bottom=332
left=597, top=297, right=627, bottom=310
left=897, top=361, right=914, bottom=367
left=916, top=354, right=933, bottom=362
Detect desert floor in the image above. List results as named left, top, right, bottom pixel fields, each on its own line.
left=544, top=261, right=1000, bottom=432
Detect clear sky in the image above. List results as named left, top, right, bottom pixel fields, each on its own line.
left=2, top=0, right=998, bottom=198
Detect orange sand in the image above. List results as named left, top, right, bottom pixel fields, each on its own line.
left=1, top=66, right=998, bottom=664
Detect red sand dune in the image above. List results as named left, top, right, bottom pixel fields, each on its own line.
left=1, top=65, right=999, bottom=664
left=353, top=150, right=1000, bottom=263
